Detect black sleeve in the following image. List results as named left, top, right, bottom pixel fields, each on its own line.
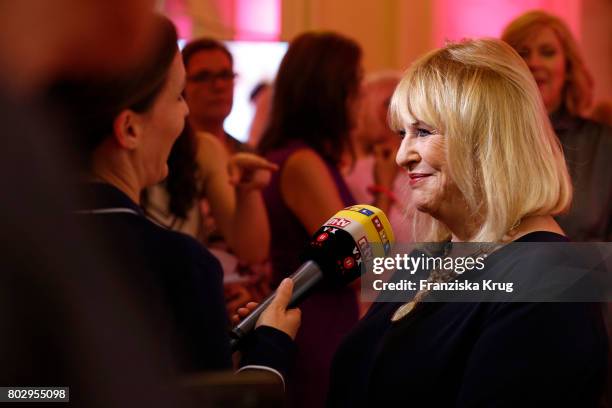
left=456, top=302, right=608, bottom=407
left=165, top=232, right=296, bottom=379
left=238, top=325, right=297, bottom=381
left=166, top=234, right=233, bottom=372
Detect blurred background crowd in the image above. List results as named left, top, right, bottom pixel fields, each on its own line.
left=0, top=0, right=610, bottom=407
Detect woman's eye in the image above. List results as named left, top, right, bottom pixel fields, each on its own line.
left=541, top=48, right=557, bottom=58
left=415, top=128, right=432, bottom=137
left=398, top=129, right=406, bottom=140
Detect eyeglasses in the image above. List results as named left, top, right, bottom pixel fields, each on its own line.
left=187, top=70, right=237, bottom=84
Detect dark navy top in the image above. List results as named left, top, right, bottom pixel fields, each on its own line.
left=77, top=183, right=295, bottom=377
left=328, top=232, right=608, bottom=407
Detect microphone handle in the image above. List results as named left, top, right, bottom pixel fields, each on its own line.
left=229, top=260, right=323, bottom=352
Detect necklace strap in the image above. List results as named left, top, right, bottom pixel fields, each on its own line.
left=391, top=243, right=502, bottom=323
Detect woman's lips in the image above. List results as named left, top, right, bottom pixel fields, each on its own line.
left=408, top=173, right=432, bottom=186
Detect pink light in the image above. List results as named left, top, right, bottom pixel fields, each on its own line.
left=234, top=0, right=281, bottom=41
left=162, top=0, right=192, bottom=40
left=173, top=15, right=193, bottom=40
left=433, top=0, right=581, bottom=47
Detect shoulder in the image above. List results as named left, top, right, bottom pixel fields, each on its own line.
left=573, top=116, right=612, bottom=145
left=584, top=117, right=612, bottom=139
left=480, top=301, right=605, bottom=348
left=143, top=218, right=223, bottom=278
left=474, top=300, right=607, bottom=384
left=283, top=148, right=330, bottom=176
left=487, top=235, right=604, bottom=302
left=194, top=131, right=227, bottom=158
left=281, top=148, right=339, bottom=194
left=193, top=131, right=230, bottom=182
left=497, top=232, right=575, bottom=273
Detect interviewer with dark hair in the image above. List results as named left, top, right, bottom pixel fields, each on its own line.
left=50, top=15, right=300, bottom=381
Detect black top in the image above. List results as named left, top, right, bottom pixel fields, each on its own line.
left=0, top=91, right=185, bottom=407
left=328, top=232, right=608, bottom=407
left=551, top=108, right=612, bottom=242
left=77, top=183, right=295, bottom=377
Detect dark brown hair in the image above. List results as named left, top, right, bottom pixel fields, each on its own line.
left=48, top=14, right=179, bottom=168
left=258, top=31, right=362, bottom=165
left=181, top=38, right=233, bottom=69
left=164, top=122, right=199, bottom=219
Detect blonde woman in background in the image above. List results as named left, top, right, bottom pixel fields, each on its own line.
left=502, top=10, right=612, bottom=242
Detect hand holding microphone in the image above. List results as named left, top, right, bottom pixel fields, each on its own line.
left=229, top=204, right=394, bottom=351
left=232, top=278, right=302, bottom=340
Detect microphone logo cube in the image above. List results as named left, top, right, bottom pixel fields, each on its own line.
left=345, top=206, right=375, bottom=217
left=317, top=232, right=329, bottom=242
left=372, top=216, right=384, bottom=232
left=343, top=257, right=355, bottom=270
left=357, top=236, right=373, bottom=263
left=358, top=208, right=374, bottom=216
left=326, top=217, right=352, bottom=228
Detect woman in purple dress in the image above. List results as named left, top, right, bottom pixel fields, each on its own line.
left=258, top=32, right=363, bottom=408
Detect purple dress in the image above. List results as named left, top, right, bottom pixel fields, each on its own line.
left=264, top=140, right=359, bottom=408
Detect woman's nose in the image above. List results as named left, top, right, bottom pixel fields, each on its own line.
left=525, top=53, right=542, bottom=70
left=396, top=138, right=420, bottom=170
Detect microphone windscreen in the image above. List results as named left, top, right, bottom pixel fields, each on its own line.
left=301, top=205, right=395, bottom=285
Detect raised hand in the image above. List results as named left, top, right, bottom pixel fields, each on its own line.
left=228, top=153, right=279, bottom=191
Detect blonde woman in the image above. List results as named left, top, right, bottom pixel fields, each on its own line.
left=502, top=10, right=612, bottom=241
left=327, top=38, right=607, bottom=407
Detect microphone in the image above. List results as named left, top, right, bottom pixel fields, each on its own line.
left=229, top=204, right=394, bottom=352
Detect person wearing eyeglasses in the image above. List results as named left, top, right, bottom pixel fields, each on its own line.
left=182, top=38, right=244, bottom=154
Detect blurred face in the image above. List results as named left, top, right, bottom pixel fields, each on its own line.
left=66, top=0, right=156, bottom=74
left=347, top=81, right=364, bottom=131
left=1, top=0, right=156, bottom=94
left=395, top=120, right=462, bottom=218
left=184, top=49, right=234, bottom=126
left=345, top=66, right=365, bottom=140
left=515, top=26, right=566, bottom=113
left=137, top=52, right=189, bottom=186
left=368, top=80, right=399, bottom=145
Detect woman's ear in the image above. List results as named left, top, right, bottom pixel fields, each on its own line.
left=112, top=110, right=142, bottom=150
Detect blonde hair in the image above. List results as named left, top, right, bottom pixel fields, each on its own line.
left=389, top=38, right=572, bottom=242
left=501, top=10, right=593, bottom=116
